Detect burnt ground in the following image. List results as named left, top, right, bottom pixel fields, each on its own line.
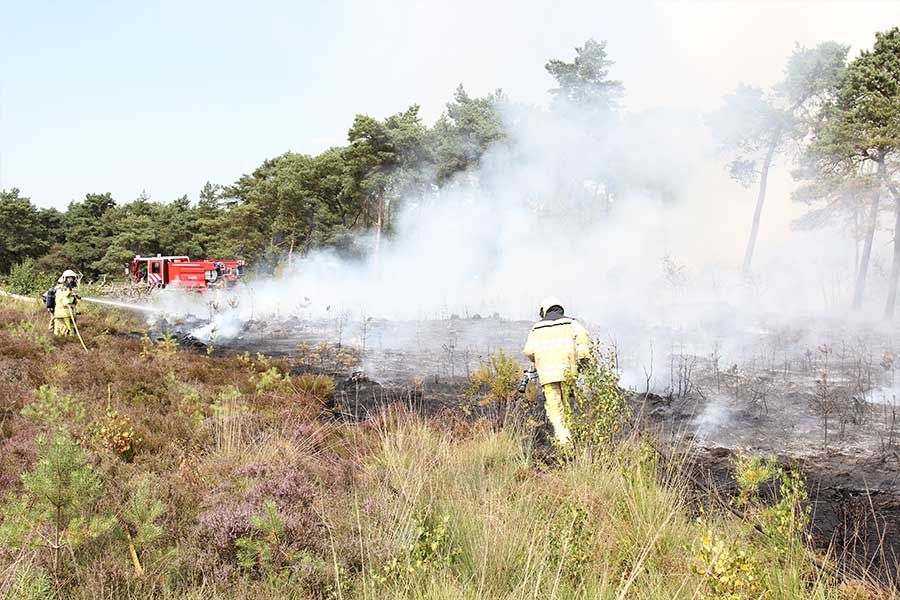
left=151, top=314, right=900, bottom=582
left=638, top=391, right=900, bottom=580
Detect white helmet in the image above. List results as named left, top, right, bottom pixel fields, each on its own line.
left=58, top=269, right=78, bottom=283
left=539, top=296, right=564, bottom=319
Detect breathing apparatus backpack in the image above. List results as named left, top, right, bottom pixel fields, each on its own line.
left=43, top=287, right=56, bottom=312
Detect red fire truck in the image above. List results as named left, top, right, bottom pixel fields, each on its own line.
left=129, top=255, right=245, bottom=291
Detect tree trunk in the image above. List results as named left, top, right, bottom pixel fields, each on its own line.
left=884, top=195, right=900, bottom=318
left=287, top=231, right=295, bottom=270
left=853, top=205, right=860, bottom=284
left=373, top=192, right=384, bottom=263
left=742, top=133, right=780, bottom=275
left=884, top=173, right=900, bottom=319
left=852, top=162, right=884, bottom=309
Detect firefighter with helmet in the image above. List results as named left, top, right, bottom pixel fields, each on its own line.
left=523, top=296, right=591, bottom=447
left=47, top=270, right=81, bottom=336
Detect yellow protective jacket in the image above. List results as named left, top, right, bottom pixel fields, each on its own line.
left=53, top=284, right=80, bottom=318
left=523, top=316, right=591, bottom=384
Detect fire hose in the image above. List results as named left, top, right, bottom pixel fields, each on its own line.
left=68, top=305, right=89, bottom=352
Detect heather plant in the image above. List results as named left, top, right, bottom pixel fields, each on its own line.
left=0, top=433, right=113, bottom=577
left=235, top=500, right=287, bottom=574
left=7, top=321, right=52, bottom=354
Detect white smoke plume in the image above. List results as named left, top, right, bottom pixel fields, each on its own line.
left=148, top=39, right=900, bottom=407
left=158, top=100, right=869, bottom=327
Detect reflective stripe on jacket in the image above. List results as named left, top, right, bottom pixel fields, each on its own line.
left=522, top=317, right=591, bottom=384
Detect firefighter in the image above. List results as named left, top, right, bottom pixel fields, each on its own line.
left=51, top=270, right=81, bottom=336
left=523, top=296, right=591, bottom=446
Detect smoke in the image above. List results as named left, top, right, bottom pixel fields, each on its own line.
left=148, top=49, right=899, bottom=400
left=168, top=101, right=859, bottom=324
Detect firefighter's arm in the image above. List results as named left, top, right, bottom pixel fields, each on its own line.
left=523, top=330, right=536, bottom=363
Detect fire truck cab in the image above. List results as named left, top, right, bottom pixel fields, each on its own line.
left=130, top=255, right=244, bottom=291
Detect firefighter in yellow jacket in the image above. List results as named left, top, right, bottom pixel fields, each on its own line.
left=51, top=270, right=81, bottom=336
left=523, top=296, right=591, bottom=446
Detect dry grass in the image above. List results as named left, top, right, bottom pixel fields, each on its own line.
left=0, top=298, right=897, bottom=599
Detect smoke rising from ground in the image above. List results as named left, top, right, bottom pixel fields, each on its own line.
left=148, top=35, right=900, bottom=413
left=162, top=98, right=873, bottom=329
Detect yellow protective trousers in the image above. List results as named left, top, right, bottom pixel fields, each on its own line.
left=542, top=382, right=572, bottom=446
left=53, top=316, right=75, bottom=336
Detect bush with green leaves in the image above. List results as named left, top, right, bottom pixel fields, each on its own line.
left=4, top=259, right=56, bottom=296
left=564, top=342, right=630, bottom=449
left=548, top=498, right=595, bottom=582
left=467, top=350, right=539, bottom=431
left=692, top=523, right=768, bottom=600
left=373, top=511, right=459, bottom=586
left=731, top=454, right=811, bottom=552
left=252, top=366, right=291, bottom=396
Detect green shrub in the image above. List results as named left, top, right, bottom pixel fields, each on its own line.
left=373, top=510, right=459, bottom=586
left=252, top=366, right=290, bottom=395
left=466, top=350, right=539, bottom=430
left=235, top=499, right=287, bottom=574
left=5, top=259, right=56, bottom=296
left=548, top=498, right=595, bottom=582
left=692, top=523, right=768, bottom=600
left=467, top=349, right=521, bottom=405
left=0, top=433, right=113, bottom=575
left=731, top=454, right=811, bottom=553
left=565, top=343, right=630, bottom=449
left=88, top=406, right=142, bottom=461
left=21, top=385, right=86, bottom=431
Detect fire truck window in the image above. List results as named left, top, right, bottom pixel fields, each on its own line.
left=151, top=263, right=160, bottom=274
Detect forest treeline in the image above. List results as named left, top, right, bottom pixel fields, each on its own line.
left=2, top=29, right=899, bottom=313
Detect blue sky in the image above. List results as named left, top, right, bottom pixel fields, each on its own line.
left=2, top=0, right=897, bottom=209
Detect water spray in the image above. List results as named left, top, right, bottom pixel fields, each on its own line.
left=80, top=297, right=164, bottom=314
